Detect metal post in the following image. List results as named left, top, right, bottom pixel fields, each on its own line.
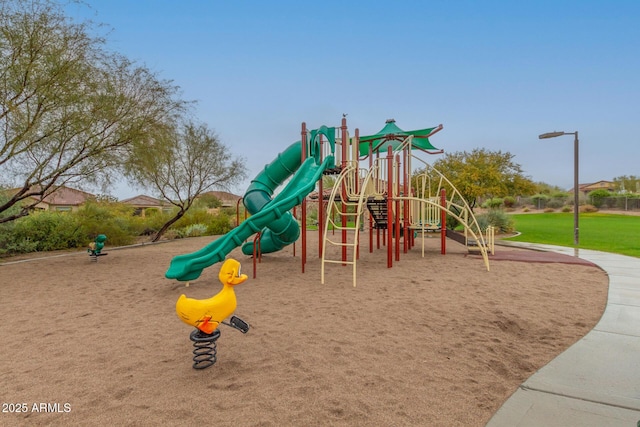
left=573, top=131, right=579, bottom=246
left=301, top=122, right=307, bottom=273
left=539, top=130, right=580, bottom=247
left=387, top=146, right=393, bottom=268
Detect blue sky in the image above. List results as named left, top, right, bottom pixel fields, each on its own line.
left=67, top=1, right=639, bottom=199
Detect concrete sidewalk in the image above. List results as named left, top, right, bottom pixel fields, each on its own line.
left=486, top=242, right=640, bottom=427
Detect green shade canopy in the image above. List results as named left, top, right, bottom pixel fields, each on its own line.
left=357, top=119, right=442, bottom=157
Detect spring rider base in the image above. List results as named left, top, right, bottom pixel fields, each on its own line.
left=190, top=329, right=221, bottom=370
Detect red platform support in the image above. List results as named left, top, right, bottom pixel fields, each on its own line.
left=441, top=188, right=446, bottom=255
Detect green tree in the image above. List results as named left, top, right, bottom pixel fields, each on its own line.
left=589, top=189, right=611, bottom=208
left=534, top=181, right=567, bottom=195
left=0, top=0, right=186, bottom=223
left=613, top=175, right=639, bottom=193
left=196, top=193, right=223, bottom=209
left=125, top=121, right=246, bottom=242
left=431, top=148, right=536, bottom=209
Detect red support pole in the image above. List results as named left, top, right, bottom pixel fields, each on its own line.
left=354, top=128, right=360, bottom=261
left=292, top=206, right=297, bottom=257
left=403, top=147, right=409, bottom=254
left=318, top=134, right=324, bottom=258
left=252, top=232, right=262, bottom=279
left=441, top=188, right=446, bottom=255
left=395, top=199, right=400, bottom=262
left=395, top=154, right=401, bottom=262
left=301, top=122, right=307, bottom=272
left=341, top=117, right=348, bottom=264
left=387, top=146, right=393, bottom=268
left=369, top=140, right=374, bottom=253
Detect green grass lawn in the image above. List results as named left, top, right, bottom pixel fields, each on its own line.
left=504, top=212, right=640, bottom=258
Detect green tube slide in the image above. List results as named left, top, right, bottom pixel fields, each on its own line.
left=165, top=141, right=334, bottom=282
left=241, top=141, right=303, bottom=255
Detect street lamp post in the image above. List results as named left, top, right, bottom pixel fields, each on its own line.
left=538, top=131, right=580, bottom=246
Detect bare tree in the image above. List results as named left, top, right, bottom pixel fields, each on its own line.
left=126, top=121, right=246, bottom=242
left=0, top=0, right=186, bottom=222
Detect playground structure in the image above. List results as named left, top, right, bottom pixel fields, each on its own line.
left=165, top=117, right=493, bottom=287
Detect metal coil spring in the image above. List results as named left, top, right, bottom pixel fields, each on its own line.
left=189, top=329, right=221, bottom=370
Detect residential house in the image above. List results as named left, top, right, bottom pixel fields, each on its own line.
left=570, top=180, right=616, bottom=195
left=120, top=194, right=171, bottom=217
left=10, top=185, right=96, bottom=212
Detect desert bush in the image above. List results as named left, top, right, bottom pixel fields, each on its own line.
left=75, top=201, right=137, bottom=246
left=139, top=209, right=176, bottom=235
left=10, top=210, right=85, bottom=251
left=0, top=221, right=38, bottom=255
left=173, top=207, right=216, bottom=230
left=163, top=229, right=182, bottom=240
left=544, top=207, right=555, bottom=213
left=183, top=223, right=208, bottom=237
left=588, top=189, right=611, bottom=208
left=546, top=198, right=565, bottom=209
left=561, top=206, right=572, bottom=212
left=481, top=198, right=503, bottom=209
left=475, top=209, right=514, bottom=233
left=580, top=204, right=599, bottom=213
left=503, top=196, right=516, bottom=208
left=207, top=213, right=234, bottom=235
left=530, top=194, right=549, bottom=209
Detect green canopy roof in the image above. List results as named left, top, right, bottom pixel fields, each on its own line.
left=357, top=119, right=442, bottom=157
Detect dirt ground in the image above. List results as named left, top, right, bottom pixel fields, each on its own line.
left=0, top=232, right=608, bottom=426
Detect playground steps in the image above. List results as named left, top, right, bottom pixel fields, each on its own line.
left=321, top=164, right=371, bottom=287
left=366, top=197, right=388, bottom=230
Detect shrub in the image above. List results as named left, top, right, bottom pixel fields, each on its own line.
left=503, top=196, right=516, bottom=208
left=207, top=213, right=234, bottom=235
left=546, top=199, right=565, bottom=209
left=580, top=204, right=599, bottom=213
left=10, top=210, right=85, bottom=251
left=551, top=191, right=569, bottom=199
left=561, top=206, right=572, bottom=212
left=588, top=189, right=611, bottom=208
left=74, top=201, right=136, bottom=246
left=163, top=229, right=182, bottom=240
left=140, top=209, right=175, bottom=234
left=475, top=209, right=514, bottom=233
left=482, top=198, right=504, bottom=209
left=196, top=193, right=222, bottom=209
left=530, top=194, right=549, bottom=209
left=0, top=221, right=37, bottom=255
left=544, top=207, right=555, bottom=213
left=182, top=223, right=208, bottom=237
left=174, top=207, right=214, bottom=229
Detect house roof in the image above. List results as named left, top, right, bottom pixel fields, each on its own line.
left=8, top=185, right=95, bottom=206
left=120, top=194, right=168, bottom=207
left=581, top=180, right=614, bottom=188
left=569, top=181, right=615, bottom=193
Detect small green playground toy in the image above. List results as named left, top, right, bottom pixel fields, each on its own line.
left=87, top=234, right=107, bottom=262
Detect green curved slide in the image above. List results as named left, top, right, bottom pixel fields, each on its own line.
left=165, top=141, right=334, bottom=282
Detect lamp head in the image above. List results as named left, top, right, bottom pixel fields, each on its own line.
left=538, top=131, right=567, bottom=139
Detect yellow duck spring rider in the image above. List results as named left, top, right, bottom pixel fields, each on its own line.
left=176, top=258, right=250, bottom=369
